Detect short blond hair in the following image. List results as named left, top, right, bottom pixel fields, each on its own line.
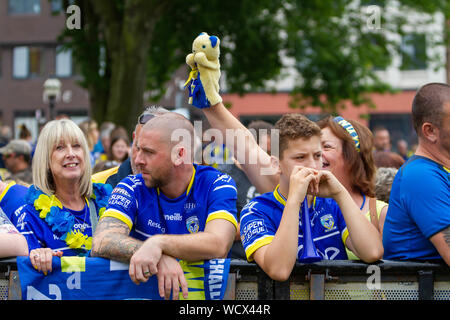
left=32, top=119, right=93, bottom=197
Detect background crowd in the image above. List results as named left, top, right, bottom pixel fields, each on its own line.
left=0, top=82, right=448, bottom=298
left=0, top=114, right=413, bottom=209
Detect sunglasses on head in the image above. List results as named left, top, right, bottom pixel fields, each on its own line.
left=138, top=113, right=155, bottom=125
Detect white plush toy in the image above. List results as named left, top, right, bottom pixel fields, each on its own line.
left=185, top=32, right=222, bottom=107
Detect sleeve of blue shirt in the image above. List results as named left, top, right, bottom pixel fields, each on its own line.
left=15, top=205, right=45, bottom=251
left=102, top=176, right=139, bottom=230
left=403, top=165, right=450, bottom=239
left=239, top=198, right=278, bottom=261
left=0, top=182, right=28, bottom=221
left=206, top=173, right=238, bottom=229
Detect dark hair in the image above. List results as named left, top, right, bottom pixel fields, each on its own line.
left=108, top=135, right=130, bottom=162
left=373, top=151, right=405, bottom=169
left=412, top=83, right=450, bottom=135
left=317, top=116, right=376, bottom=197
left=274, top=114, right=322, bottom=159
left=19, top=124, right=31, bottom=139
left=372, top=126, right=389, bottom=134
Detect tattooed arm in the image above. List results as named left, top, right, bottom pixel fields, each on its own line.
left=91, top=216, right=142, bottom=263
left=91, top=216, right=188, bottom=298
left=430, top=226, right=450, bottom=266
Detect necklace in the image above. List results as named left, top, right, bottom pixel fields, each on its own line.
left=57, top=193, right=89, bottom=231
left=26, top=183, right=112, bottom=253
left=359, top=193, right=366, bottom=211
left=67, top=202, right=89, bottom=233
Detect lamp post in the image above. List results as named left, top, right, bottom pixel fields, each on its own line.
left=43, top=77, right=62, bottom=120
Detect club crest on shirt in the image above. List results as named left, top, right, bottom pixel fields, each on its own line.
left=186, top=215, right=200, bottom=233
left=320, top=214, right=335, bottom=232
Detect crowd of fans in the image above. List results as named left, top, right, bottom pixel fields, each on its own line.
left=0, top=82, right=448, bottom=299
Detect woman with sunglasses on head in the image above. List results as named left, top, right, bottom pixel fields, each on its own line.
left=13, top=119, right=112, bottom=274
left=317, top=116, right=388, bottom=259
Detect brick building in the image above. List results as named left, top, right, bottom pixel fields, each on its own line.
left=0, top=0, right=90, bottom=141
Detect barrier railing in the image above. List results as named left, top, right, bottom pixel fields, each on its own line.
left=227, top=259, right=450, bottom=300
left=1, top=258, right=449, bottom=300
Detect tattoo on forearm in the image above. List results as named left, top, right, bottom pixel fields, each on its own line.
left=0, top=208, right=18, bottom=234
left=444, top=226, right=450, bottom=247
left=91, top=217, right=142, bottom=263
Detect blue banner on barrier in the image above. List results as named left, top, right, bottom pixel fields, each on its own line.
left=16, top=256, right=230, bottom=300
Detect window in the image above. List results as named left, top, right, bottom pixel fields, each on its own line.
left=50, top=0, right=76, bottom=14
left=8, top=0, right=41, bottom=14
left=56, top=46, right=73, bottom=77
left=50, top=0, right=63, bottom=14
left=29, top=47, right=44, bottom=77
left=13, top=47, right=29, bottom=78
left=13, top=46, right=45, bottom=78
left=400, top=34, right=427, bottom=70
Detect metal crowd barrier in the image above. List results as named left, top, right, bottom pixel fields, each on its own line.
left=1, top=258, right=449, bottom=300
left=226, top=259, right=450, bottom=300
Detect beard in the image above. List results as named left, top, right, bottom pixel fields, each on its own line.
left=144, top=175, right=165, bottom=189
left=140, top=166, right=171, bottom=189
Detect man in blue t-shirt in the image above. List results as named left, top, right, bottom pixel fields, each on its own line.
left=92, top=112, right=238, bottom=299
left=383, top=83, right=450, bottom=265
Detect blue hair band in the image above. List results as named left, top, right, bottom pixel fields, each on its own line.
left=333, top=116, right=360, bottom=152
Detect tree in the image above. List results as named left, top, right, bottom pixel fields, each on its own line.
left=61, top=0, right=283, bottom=131
left=60, top=0, right=447, bottom=131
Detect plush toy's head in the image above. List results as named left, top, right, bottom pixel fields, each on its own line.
left=192, top=32, right=220, bottom=60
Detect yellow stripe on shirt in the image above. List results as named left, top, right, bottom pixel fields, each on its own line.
left=244, top=235, right=274, bottom=262
left=100, top=209, right=133, bottom=230
left=0, top=181, right=16, bottom=203
left=185, top=166, right=196, bottom=196
left=92, top=166, right=119, bottom=184
left=206, top=210, right=238, bottom=230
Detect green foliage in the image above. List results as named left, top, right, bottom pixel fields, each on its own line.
left=58, top=0, right=448, bottom=128
left=282, top=0, right=395, bottom=112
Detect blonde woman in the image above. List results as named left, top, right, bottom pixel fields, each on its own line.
left=13, top=119, right=111, bottom=274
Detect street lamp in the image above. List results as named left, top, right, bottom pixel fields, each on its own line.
left=43, top=77, right=62, bottom=120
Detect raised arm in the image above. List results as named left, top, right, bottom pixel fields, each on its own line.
left=203, top=102, right=279, bottom=193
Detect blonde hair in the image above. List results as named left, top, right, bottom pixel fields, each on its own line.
left=32, top=119, right=93, bottom=197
